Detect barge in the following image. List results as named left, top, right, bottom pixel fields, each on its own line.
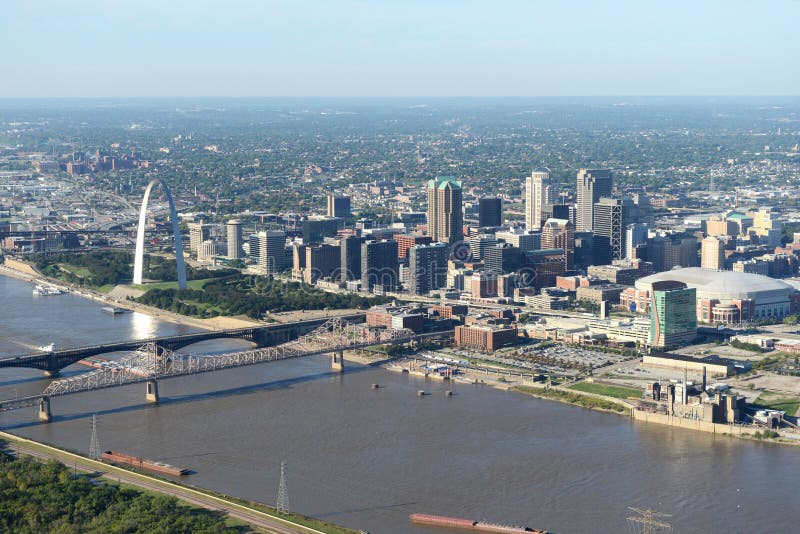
left=410, top=514, right=547, bottom=533
left=101, top=451, right=189, bottom=476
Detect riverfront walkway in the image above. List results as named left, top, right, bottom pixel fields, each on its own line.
left=0, top=430, right=340, bottom=534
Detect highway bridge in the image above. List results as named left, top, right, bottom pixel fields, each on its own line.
left=0, top=316, right=454, bottom=422
left=0, top=313, right=366, bottom=376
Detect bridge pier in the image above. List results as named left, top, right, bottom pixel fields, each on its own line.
left=145, top=380, right=159, bottom=403
left=43, top=369, right=60, bottom=378
left=38, top=397, right=52, bottom=422
left=331, top=349, right=344, bottom=372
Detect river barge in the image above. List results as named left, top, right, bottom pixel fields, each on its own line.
left=101, top=451, right=189, bottom=476
left=409, top=513, right=548, bottom=533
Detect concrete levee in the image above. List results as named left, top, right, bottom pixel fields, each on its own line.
left=631, top=408, right=751, bottom=436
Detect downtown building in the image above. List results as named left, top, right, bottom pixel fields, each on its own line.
left=576, top=168, right=613, bottom=232
left=541, top=218, right=575, bottom=270
left=478, top=197, right=503, bottom=228
left=427, top=176, right=463, bottom=245
left=226, top=219, right=243, bottom=259
left=361, top=240, right=399, bottom=293
left=258, top=230, right=288, bottom=274
left=593, top=197, right=624, bottom=265
left=525, top=168, right=556, bottom=230
left=648, top=280, right=697, bottom=348
left=326, top=194, right=352, bottom=218
left=408, top=242, right=448, bottom=295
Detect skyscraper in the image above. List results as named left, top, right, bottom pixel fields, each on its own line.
left=226, top=219, right=243, bottom=259
left=542, top=218, right=575, bottom=269
left=625, top=223, right=649, bottom=260
left=408, top=243, right=448, bottom=295
left=340, top=235, right=366, bottom=282
left=188, top=223, right=211, bottom=256
left=326, top=194, right=351, bottom=218
left=576, top=169, right=613, bottom=232
left=427, top=176, right=463, bottom=244
left=701, top=236, right=725, bottom=271
left=478, top=197, right=503, bottom=228
left=258, top=230, right=288, bottom=274
left=361, top=240, right=399, bottom=293
left=525, top=168, right=556, bottom=230
left=649, top=280, right=697, bottom=348
left=592, top=197, right=623, bottom=265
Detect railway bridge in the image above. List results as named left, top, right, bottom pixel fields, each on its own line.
left=0, top=313, right=366, bottom=376
left=0, top=316, right=454, bottom=422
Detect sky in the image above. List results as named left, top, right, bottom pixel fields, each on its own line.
left=1, top=0, right=799, bottom=98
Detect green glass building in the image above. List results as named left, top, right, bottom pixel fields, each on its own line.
left=649, top=280, right=697, bottom=348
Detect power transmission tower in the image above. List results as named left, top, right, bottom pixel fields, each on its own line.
left=276, top=461, right=289, bottom=514
left=626, top=507, right=673, bottom=534
left=88, top=414, right=101, bottom=460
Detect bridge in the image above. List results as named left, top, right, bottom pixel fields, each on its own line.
left=0, top=317, right=454, bottom=422
left=0, top=314, right=366, bottom=376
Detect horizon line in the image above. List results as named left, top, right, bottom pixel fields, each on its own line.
left=1, top=94, right=800, bottom=100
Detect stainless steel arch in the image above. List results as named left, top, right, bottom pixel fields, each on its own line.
left=133, top=179, right=187, bottom=289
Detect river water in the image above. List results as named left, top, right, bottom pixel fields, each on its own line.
left=1, top=275, right=797, bottom=533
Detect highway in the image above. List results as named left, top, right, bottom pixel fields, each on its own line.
left=1, top=431, right=330, bottom=534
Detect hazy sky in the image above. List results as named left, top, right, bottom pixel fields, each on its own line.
left=2, top=0, right=798, bottom=98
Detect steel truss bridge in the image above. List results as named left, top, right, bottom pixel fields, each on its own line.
left=0, top=318, right=448, bottom=420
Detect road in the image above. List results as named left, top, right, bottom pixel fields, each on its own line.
left=1, top=432, right=329, bottom=534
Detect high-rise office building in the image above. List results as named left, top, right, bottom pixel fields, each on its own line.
left=701, top=236, right=726, bottom=271
left=542, top=203, right=571, bottom=222
left=495, top=228, right=541, bottom=252
left=542, top=218, right=575, bottom=269
left=525, top=168, right=556, bottom=230
left=326, top=194, right=352, bottom=218
left=478, top=197, right=503, bottom=228
left=188, top=223, right=211, bottom=256
left=593, top=197, right=623, bottom=265
left=649, top=280, right=697, bottom=348
left=408, top=243, right=448, bottom=295
left=484, top=243, right=522, bottom=274
left=304, top=243, right=340, bottom=285
left=226, top=219, right=243, bottom=259
left=340, top=235, right=366, bottom=282
left=469, top=233, right=498, bottom=261
left=361, top=240, right=399, bottom=293
left=258, top=230, right=288, bottom=274
left=394, top=234, right=432, bottom=260
left=302, top=217, right=341, bottom=244
left=427, top=176, right=463, bottom=244
left=576, top=169, right=613, bottom=232
left=625, top=223, right=649, bottom=260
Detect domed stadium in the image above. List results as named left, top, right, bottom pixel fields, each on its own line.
left=635, top=267, right=800, bottom=323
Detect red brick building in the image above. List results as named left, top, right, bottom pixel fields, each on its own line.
left=454, top=324, right=518, bottom=352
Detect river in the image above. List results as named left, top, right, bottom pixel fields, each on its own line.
left=1, top=275, right=797, bottom=533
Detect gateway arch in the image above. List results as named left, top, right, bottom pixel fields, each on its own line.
left=133, top=179, right=187, bottom=289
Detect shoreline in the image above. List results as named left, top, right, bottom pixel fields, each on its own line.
left=352, top=352, right=800, bottom=447
left=0, top=261, right=254, bottom=332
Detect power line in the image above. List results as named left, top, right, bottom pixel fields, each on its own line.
left=276, top=461, right=290, bottom=514
left=88, top=414, right=101, bottom=460
left=626, top=507, right=673, bottom=534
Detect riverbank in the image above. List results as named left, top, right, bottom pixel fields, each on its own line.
left=0, top=261, right=252, bottom=332
left=362, top=352, right=800, bottom=447
left=0, top=430, right=358, bottom=534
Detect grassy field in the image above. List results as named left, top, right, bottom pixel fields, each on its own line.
left=131, top=278, right=215, bottom=291
left=569, top=382, right=642, bottom=399
left=513, top=385, right=629, bottom=414
left=753, top=394, right=800, bottom=416
left=58, top=263, right=92, bottom=278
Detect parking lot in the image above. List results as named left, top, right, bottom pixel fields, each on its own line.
left=435, top=342, right=630, bottom=377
